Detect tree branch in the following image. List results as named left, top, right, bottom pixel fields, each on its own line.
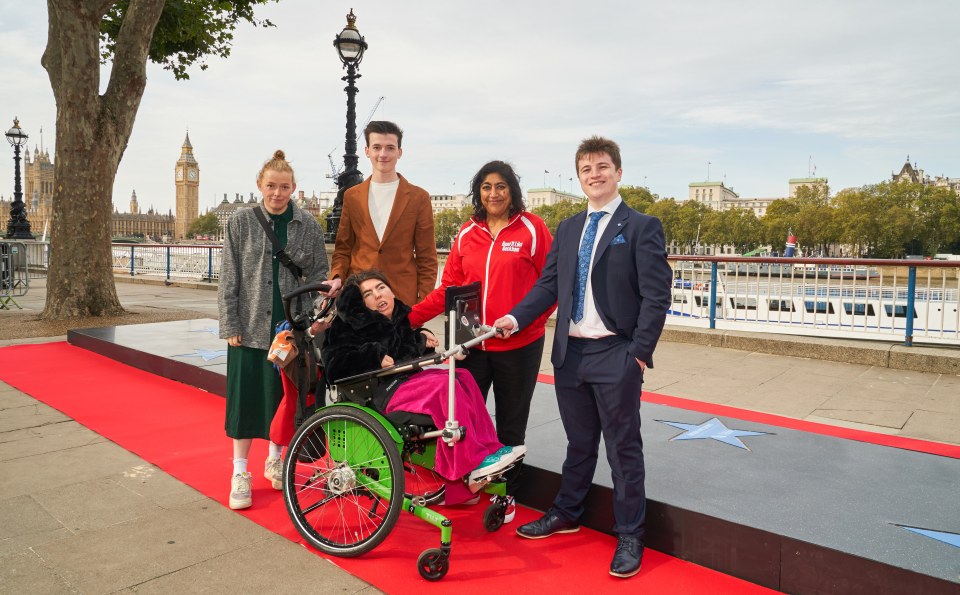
left=103, top=0, right=165, bottom=118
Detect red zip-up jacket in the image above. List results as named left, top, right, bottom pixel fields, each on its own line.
left=410, top=211, right=555, bottom=351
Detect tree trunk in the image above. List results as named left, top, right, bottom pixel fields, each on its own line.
left=40, top=0, right=164, bottom=319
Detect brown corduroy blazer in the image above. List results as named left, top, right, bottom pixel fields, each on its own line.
left=330, top=174, right=438, bottom=305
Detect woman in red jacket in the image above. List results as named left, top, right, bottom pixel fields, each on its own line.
left=411, top=160, right=554, bottom=521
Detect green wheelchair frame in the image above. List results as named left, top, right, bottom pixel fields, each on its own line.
left=279, top=282, right=516, bottom=581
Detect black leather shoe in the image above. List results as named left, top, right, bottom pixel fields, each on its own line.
left=515, top=510, right=580, bottom=539
left=610, top=535, right=643, bottom=578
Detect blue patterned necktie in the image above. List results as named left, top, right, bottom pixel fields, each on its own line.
left=573, top=211, right=606, bottom=323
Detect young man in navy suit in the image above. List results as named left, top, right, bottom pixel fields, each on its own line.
left=493, top=136, right=673, bottom=578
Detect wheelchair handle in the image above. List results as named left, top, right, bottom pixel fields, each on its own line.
left=330, top=326, right=497, bottom=386
left=282, top=282, right=332, bottom=330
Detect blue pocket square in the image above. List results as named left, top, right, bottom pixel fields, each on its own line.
left=611, top=234, right=627, bottom=245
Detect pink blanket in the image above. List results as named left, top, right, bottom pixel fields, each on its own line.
left=386, top=368, right=502, bottom=484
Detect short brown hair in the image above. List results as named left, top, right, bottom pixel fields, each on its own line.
left=363, top=121, right=403, bottom=148
left=344, top=269, right=392, bottom=292
left=257, top=149, right=296, bottom=185
left=575, top=136, right=621, bottom=171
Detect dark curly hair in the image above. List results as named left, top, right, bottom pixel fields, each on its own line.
left=469, top=160, right=525, bottom=221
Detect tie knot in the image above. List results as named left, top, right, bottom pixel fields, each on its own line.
left=589, top=211, right=605, bottom=224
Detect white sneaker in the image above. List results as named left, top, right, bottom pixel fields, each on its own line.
left=264, top=457, right=283, bottom=490
left=229, top=472, right=252, bottom=510
left=504, top=495, right=516, bottom=524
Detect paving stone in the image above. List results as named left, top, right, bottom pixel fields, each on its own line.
left=31, top=506, right=267, bottom=593
left=0, top=420, right=103, bottom=463
left=0, top=550, right=79, bottom=594
left=0, top=441, right=144, bottom=500
left=900, top=410, right=960, bottom=444
left=33, top=477, right=165, bottom=534
left=129, top=533, right=378, bottom=595
left=0, top=402, right=70, bottom=433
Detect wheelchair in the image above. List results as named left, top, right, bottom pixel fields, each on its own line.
left=278, top=281, right=519, bottom=581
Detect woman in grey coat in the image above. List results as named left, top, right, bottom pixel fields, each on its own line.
left=217, top=149, right=332, bottom=510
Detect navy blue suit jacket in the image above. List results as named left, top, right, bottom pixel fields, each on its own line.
left=511, top=201, right=673, bottom=368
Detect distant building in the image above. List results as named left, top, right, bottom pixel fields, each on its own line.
left=687, top=177, right=830, bottom=218
left=892, top=156, right=960, bottom=195
left=526, top=187, right=582, bottom=208
left=213, top=192, right=258, bottom=236
left=174, top=132, right=200, bottom=239
left=112, top=189, right=174, bottom=240
left=430, top=193, right=468, bottom=214
left=788, top=177, right=829, bottom=198
left=688, top=181, right=740, bottom=211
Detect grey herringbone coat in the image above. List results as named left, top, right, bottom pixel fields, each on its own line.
left=218, top=202, right=328, bottom=350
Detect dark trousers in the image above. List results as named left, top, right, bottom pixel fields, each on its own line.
left=461, top=336, right=544, bottom=496
left=552, top=335, right=646, bottom=538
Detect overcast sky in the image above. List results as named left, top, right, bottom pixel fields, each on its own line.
left=1, top=1, right=958, bottom=216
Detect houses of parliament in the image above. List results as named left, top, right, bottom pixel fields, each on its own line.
left=0, top=133, right=199, bottom=242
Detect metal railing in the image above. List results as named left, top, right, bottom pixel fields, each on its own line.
left=0, top=240, right=30, bottom=309
left=667, top=256, right=960, bottom=347
left=111, top=243, right=222, bottom=282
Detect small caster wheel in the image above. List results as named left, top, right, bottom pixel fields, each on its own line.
left=417, top=548, right=449, bottom=581
left=483, top=501, right=505, bottom=532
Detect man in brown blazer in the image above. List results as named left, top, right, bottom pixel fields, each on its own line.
left=328, top=121, right=438, bottom=305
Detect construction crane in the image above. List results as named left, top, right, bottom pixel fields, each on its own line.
left=326, top=96, right=385, bottom=179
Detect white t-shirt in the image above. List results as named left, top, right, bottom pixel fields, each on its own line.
left=368, top=179, right=400, bottom=242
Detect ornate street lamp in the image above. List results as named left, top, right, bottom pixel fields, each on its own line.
left=5, top=117, right=32, bottom=239
left=325, top=8, right=369, bottom=243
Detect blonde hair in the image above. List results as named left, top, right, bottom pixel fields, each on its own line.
left=257, top=149, right=296, bottom=185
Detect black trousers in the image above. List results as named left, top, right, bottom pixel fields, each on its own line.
left=553, top=335, right=646, bottom=538
left=461, top=335, right=545, bottom=496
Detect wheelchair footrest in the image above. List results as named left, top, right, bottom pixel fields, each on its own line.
left=466, top=457, right=523, bottom=493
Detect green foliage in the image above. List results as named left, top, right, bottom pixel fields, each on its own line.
left=187, top=211, right=220, bottom=238
left=531, top=199, right=587, bottom=234
left=317, top=206, right=333, bottom=233
left=100, top=1, right=279, bottom=80
left=434, top=205, right=473, bottom=249
left=619, top=185, right=655, bottom=213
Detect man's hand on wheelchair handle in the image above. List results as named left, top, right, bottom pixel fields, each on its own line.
left=492, top=315, right=517, bottom=338
left=380, top=354, right=395, bottom=368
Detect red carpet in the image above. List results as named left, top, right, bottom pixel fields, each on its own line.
left=0, top=342, right=775, bottom=594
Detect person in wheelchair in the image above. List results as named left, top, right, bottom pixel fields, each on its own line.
left=322, top=270, right=525, bottom=497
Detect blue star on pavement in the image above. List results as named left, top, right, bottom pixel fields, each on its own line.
left=898, top=525, right=960, bottom=549
left=658, top=417, right=771, bottom=450
left=173, top=348, right=227, bottom=362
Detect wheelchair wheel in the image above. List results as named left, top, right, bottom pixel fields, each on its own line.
left=283, top=405, right=404, bottom=557
left=417, top=548, right=449, bottom=581
left=403, top=449, right=446, bottom=506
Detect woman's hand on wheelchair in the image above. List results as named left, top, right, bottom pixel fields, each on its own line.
left=309, top=319, right=330, bottom=337
left=420, top=329, right=439, bottom=349
left=380, top=354, right=395, bottom=368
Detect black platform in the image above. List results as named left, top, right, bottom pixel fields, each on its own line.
left=67, top=320, right=960, bottom=594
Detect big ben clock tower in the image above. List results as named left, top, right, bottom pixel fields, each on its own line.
left=174, top=131, right=200, bottom=240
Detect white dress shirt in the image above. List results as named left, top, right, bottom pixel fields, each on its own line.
left=568, top=196, right=622, bottom=339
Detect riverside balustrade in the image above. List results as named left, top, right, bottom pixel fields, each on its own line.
left=110, top=243, right=222, bottom=282
left=667, top=256, right=960, bottom=347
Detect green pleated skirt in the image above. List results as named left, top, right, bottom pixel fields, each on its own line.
left=224, top=345, right=283, bottom=439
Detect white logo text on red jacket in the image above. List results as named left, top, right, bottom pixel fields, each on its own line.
left=500, top=240, right=523, bottom=253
